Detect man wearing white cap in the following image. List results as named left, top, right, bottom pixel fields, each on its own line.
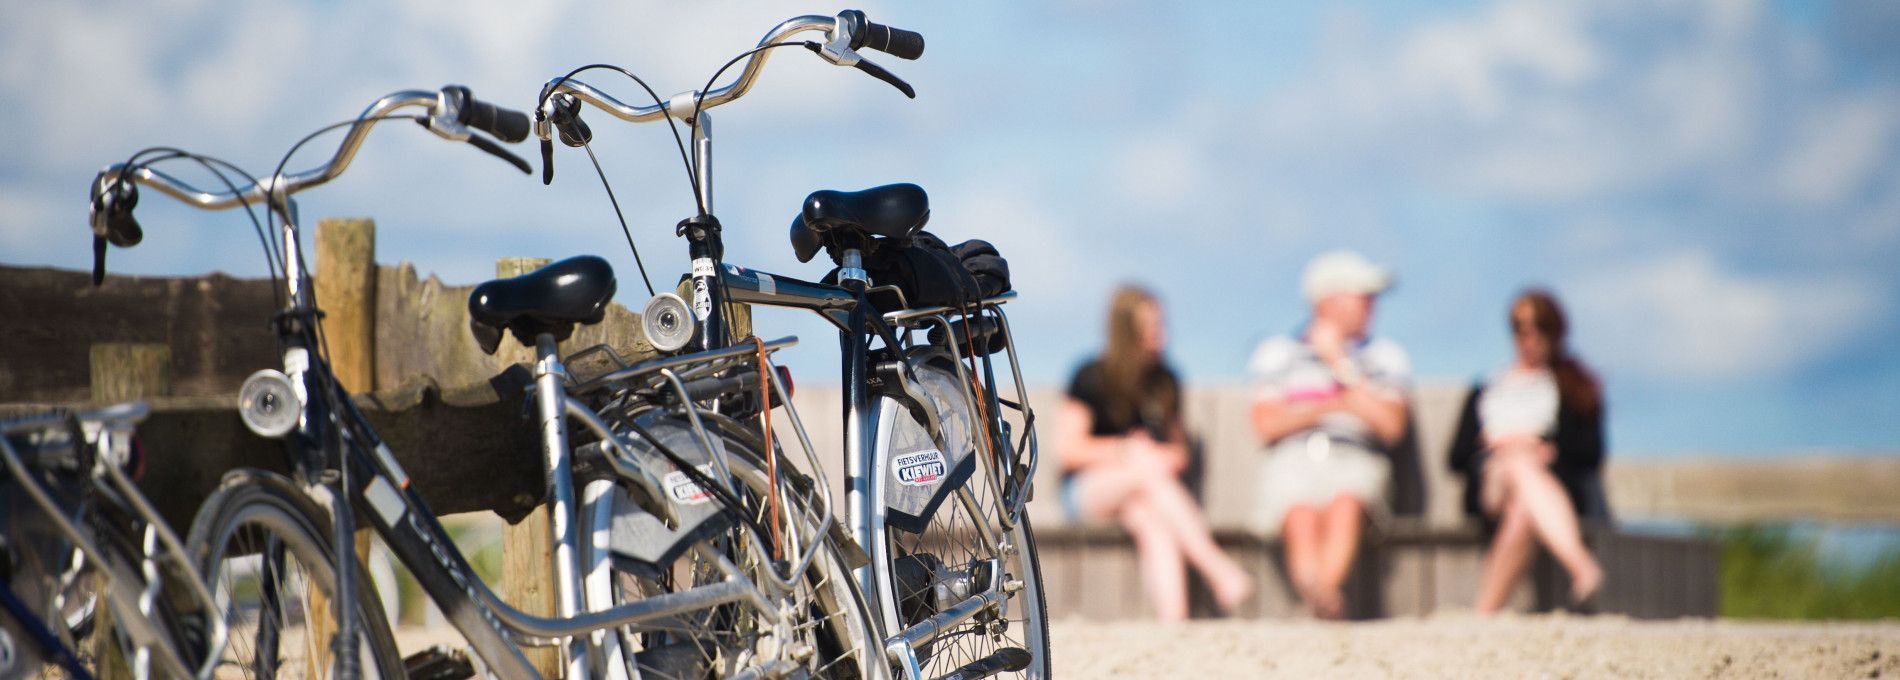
left=1246, top=249, right=1411, bottom=619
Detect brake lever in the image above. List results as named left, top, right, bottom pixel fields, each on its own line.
left=540, top=137, right=555, bottom=185
left=853, top=57, right=915, bottom=99
left=802, top=42, right=914, bottom=98
left=93, top=236, right=108, bottom=286
left=466, top=135, right=532, bottom=174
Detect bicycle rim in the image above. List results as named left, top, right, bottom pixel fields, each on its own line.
left=187, top=472, right=402, bottom=679
left=589, top=417, right=876, bottom=679
left=884, top=481, right=1050, bottom=679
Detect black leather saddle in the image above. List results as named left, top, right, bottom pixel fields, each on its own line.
left=468, top=255, right=616, bottom=354
left=790, top=183, right=930, bottom=262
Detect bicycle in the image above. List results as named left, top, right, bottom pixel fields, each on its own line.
left=1, top=404, right=227, bottom=679
left=536, top=10, right=1050, bottom=679
left=88, top=84, right=874, bottom=678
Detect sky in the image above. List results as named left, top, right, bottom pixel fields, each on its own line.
left=1, top=1, right=1896, bottom=457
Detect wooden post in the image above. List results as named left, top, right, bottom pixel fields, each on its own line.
left=315, top=218, right=380, bottom=668
left=89, top=343, right=171, bottom=403
left=88, top=343, right=170, bottom=680
left=316, top=218, right=377, bottom=395
left=495, top=256, right=561, bottom=677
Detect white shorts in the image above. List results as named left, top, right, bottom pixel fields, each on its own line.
left=1253, top=432, right=1391, bottom=535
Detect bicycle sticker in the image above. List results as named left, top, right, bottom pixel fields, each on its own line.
left=757, top=272, right=776, bottom=296
left=364, top=475, right=407, bottom=526
left=894, top=449, right=947, bottom=487
left=664, top=464, right=717, bottom=505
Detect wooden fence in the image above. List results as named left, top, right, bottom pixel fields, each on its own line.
left=6, top=219, right=1893, bottom=623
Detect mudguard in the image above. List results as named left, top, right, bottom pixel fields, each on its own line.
left=598, top=412, right=738, bottom=567
left=880, top=358, right=980, bottom=534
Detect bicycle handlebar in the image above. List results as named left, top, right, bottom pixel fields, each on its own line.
left=91, top=87, right=527, bottom=213
left=536, top=9, right=924, bottom=133
left=86, top=86, right=531, bottom=283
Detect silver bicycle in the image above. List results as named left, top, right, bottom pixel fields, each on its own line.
left=538, top=10, right=1050, bottom=679
left=1, top=404, right=228, bottom=679
left=88, top=84, right=876, bottom=678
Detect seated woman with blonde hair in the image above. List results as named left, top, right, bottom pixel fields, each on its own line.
left=1056, top=285, right=1253, bottom=622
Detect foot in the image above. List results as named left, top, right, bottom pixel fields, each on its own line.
left=1569, top=562, right=1604, bottom=606
left=1309, top=587, right=1344, bottom=620
left=1210, top=568, right=1255, bottom=615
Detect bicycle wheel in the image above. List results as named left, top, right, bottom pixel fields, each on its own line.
left=186, top=470, right=403, bottom=679
left=883, top=481, right=1049, bottom=679
left=874, top=357, right=1049, bottom=678
left=585, top=412, right=878, bottom=680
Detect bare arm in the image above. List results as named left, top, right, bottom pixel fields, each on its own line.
left=1337, top=384, right=1407, bottom=448
left=1252, top=396, right=1336, bottom=446
left=1056, top=399, right=1126, bottom=472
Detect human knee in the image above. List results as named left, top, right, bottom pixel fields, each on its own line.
left=1326, top=493, right=1365, bottom=514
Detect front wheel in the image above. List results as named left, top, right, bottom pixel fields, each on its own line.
left=186, top=470, right=404, bottom=679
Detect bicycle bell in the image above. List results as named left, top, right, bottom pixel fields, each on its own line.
left=237, top=369, right=301, bottom=438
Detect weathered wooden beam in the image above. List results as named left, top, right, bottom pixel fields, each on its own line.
left=1608, top=456, right=1900, bottom=523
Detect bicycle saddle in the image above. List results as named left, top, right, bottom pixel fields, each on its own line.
left=790, top=183, right=930, bottom=262
left=468, top=255, right=616, bottom=354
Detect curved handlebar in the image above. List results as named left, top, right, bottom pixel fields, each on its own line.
left=539, top=15, right=836, bottom=127
left=93, top=91, right=441, bottom=212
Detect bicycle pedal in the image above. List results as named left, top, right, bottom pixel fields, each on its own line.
left=935, top=646, right=1031, bottom=680
left=403, top=645, right=475, bottom=680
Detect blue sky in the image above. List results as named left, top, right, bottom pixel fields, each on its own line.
left=2, top=1, right=1896, bottom=456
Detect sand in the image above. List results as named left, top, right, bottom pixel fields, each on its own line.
left=1049, top=614, right=1900, bottom=679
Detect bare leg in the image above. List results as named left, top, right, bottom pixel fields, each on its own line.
left=1499, top=454, right=1604, bottom=602
left=1474, top=499, right=1536, bottom=615
left=1309, top=494, right=1363, bottom=619
left=1126, top=474, right=1253, bottom=610
left=1281, top=505, right=1332, bottom=618
left=1120, top=499, right=1189, bottom=622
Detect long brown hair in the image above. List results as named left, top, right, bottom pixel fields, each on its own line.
left=1513, top=289, right=1602, bottom=416
left=1101, top=285, right=1179, bottom=433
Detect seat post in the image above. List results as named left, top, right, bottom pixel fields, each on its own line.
left=531, top=332, right=590, bottom=679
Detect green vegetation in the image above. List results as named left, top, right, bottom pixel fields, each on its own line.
left=1717, top=525, right=1900, bottom=620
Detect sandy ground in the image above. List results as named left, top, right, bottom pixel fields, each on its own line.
left=396, top=613, right=1900, bottom=678
left=1049, top=614, right=1900, bottom=679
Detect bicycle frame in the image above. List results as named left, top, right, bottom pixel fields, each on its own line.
left=0, top=406, right=229, bottom=680
left=92, top=88, right=838, bottom=679
left=712, top=262, right=1043, bottom=674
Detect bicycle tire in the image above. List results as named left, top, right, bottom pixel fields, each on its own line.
left=585, top=412, right=880, bottom=679
left=185, top=470, right=404, bottom=679
left=881, top=488, right=1049, bottom=679
left=873, top=363, right=1051, bottom=679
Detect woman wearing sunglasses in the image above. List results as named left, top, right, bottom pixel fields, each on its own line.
left=1449, top=289, right=1607, bottom=614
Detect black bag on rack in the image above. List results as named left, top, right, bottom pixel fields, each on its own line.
left=824, top=231, right=982, bottom=308
left=949, top=239, right=1010, bottom=299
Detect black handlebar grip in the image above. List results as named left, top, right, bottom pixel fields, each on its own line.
left=461, top=97, right=532, bottom=144
left=861, top=22, right=924, bottom=60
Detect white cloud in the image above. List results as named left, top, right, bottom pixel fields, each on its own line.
left=1109, top=132, right=1207, bottom=211
left=1776, top=94, right=1899, bottom=207
left=1570, top=250, right=1879, bottom=382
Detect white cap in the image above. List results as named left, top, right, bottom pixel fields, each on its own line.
left=1301, top=250, right=1393, bottom=302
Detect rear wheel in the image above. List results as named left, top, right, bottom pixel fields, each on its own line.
left=585, top=415, right=878, bottom=679
left=186, top=471, right=403, bottom=679
left=884, top=481, right=1049, bottom=679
